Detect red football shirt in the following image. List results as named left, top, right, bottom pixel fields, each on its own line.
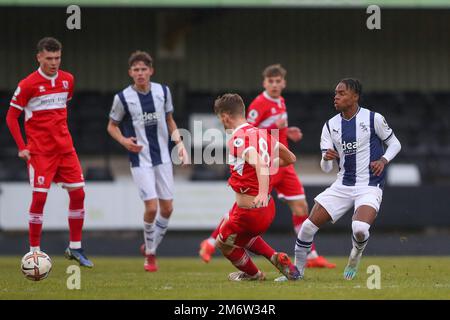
left=227, top=123, right=279, bottom=196
left=246, top=91, right=289, bottom=148
left=9, top=68, right=75, bottom=154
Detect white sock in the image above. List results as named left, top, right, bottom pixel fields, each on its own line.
left=352, top=236, right=369, bottom=253
left=69, top=241, right=82, bottom=249
left=295, top=219, right=319, bottom=275
left=351, top=221, right=370, bottom=253
left=307, top=249, right=319, bottom=259
left=143, top=221, right=155, bottom=255
left=30, top=246, right=40, bottom=252
left=150, top=215, right=170, bottom=255
left=207, top=237, right=216, bottom=246
left=347, top=221, right=371, bottom=268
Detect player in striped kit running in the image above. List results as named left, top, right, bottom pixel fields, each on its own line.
left=277, top=78, right=402, bottom=281
left=200, top=64, right=335, bottom=268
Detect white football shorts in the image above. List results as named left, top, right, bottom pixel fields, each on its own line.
left=130, top=162, right=174, bottom=201
left=314, top=183, right=383, bottom=223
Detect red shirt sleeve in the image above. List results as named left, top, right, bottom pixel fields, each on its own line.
left=230, top=129, right=263, bottom=161
left=10, top=81, right=32, bottom=110
left=246, top=99, right=267, bottom=128
left=7, top=81, right=31, bottom=151
left=6, top=107, right=26, bottom=151
left=229, top=132, right=249, bottom=159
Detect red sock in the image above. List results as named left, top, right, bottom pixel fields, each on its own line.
left=29, top=216, right=43, bottom=247
left=292, top=214, right=307, bottom=234
left=68, top=188, right=85, bottom=242
left=246, top=236, right=275, bottom=260
left=211, top=218, right=224, bottom=239
left=29, top=192, right=47, bottom=247
left=225, top=247, right=259, bottom=276
left=293, top=215, right=316, bottom=253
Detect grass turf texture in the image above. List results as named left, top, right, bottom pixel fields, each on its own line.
left=0, top=256, right=449, bottom=299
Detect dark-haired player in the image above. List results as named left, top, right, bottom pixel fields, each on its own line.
left=6, top=37, right=93, bottom=267
left=277, top=78, right=401, bottom=281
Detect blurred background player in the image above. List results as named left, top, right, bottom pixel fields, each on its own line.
left=277, top=78, right=401, bottom=281
left=200, top=64, right=335, bottom=268
left=213, top=93, right=300, bottom=281
left=107, top=51, right=188, bottom=272
left=5, top=37, right=93, bottom=267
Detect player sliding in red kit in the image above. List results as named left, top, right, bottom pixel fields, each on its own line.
left=213, top=93, right=300, bottom=281
left=200, top=65, right=335, bottom=269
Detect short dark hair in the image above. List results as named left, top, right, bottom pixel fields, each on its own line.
left=339, top=78, right=362, bottom=97
left=214, top=94, right=246, bottom=117
left=37, top=37, right=62, bottom=52
left=262, top=64, right=287, bottom=79
left=128, top=50, right=153, bottom=68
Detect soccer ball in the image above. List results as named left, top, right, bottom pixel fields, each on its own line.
left=21, top=251, right=52, bottom=281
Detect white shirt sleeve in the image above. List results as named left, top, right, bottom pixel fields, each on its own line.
left=320, top=122, right=334, bottom=173
left=382, top=134, right=401, bottom=163
left=320, top=158, right=333, bottom=173
left=375, top=113, right=401, bottom=162
left=164, top=86, right=174, bottom=114
left=109, top=94, right=126, bottom=123
left=374, top=112, right=394, bottom=142
left=320, top=122, right=334, bottom=152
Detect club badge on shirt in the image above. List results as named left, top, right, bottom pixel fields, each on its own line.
left=233, top=138, right=244, bottom=147
left=359, top=122, right=369, bottom=133
left=37, top=176, right=45, bottom=185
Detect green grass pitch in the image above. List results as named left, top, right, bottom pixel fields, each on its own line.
left=0, top=256, right=449, bottom=299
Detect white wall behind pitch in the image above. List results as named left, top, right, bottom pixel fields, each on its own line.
left=0, top=179, right=234, bottom=231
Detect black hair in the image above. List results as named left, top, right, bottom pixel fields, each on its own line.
left=339, top=78, right=362, bottom=97
left=37, top=37, right=62, bottom=52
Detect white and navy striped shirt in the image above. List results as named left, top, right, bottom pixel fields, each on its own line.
left=109, top=82, right=174, bottom=168
left=320, top=107, right=394, bottom=188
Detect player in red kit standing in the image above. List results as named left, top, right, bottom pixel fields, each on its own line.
left=200, top=65, right=335, bottom=268
left=213, top=93, right=300, bottom=281
left=5, top=37, right=93, bottom=267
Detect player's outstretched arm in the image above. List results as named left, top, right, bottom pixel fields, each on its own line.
left=277, top=142, right=296, bottom=167
left=6, top=107, right=30, bottom=161
left=107, top=119, right=143, bottom=153
left=382, top=134, right=401, bottom=162
left=287, top=126, right=303, bottom=142
left=370, top=135, right=402, bottom=176
left=370, top=113, right=402, bottom=176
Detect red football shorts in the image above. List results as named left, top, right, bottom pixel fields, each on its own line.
left=218, top=197, right=275, bottom=248
left=28, top=151, right=85, bottom=192
left=271, top=164, right=305, bottom=200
